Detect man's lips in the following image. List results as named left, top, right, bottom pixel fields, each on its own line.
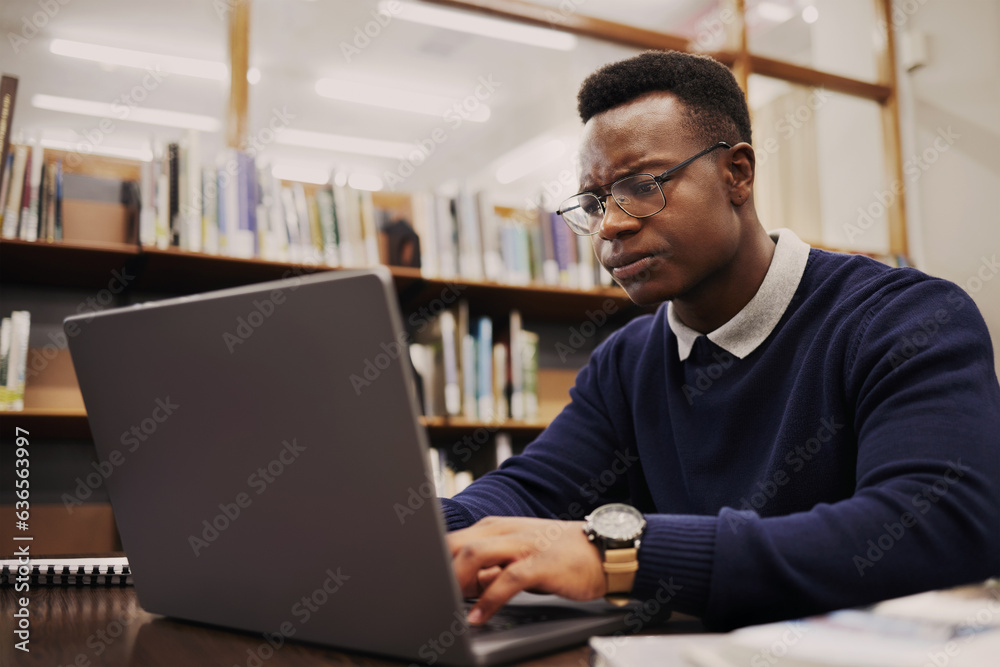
left=606, top=253, right=657, bottom=280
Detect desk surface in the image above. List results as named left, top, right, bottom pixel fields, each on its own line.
left=1, top=587, right=707, bottom=666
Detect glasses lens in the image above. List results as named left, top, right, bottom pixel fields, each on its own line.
left=559, top=194, right=603, bottom=234
left=612, top=175, right=664, bottom=218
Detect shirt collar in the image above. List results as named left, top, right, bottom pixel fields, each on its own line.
left=667, top=228, right=811, bottom=362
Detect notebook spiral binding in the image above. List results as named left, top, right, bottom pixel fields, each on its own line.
left=1, top=558, right=133, bottom=587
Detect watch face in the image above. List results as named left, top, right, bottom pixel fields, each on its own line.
left=589, top=503, right=644, bottom=540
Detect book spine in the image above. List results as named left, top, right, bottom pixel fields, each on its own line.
left=1, top=145, right=27, bottom=238
left=413, top=192, right=438, bottom=277
left=509, top=310, right=524, bottom=420
left=0, top=317, right=11, bottom=411
left=493, top=342, right=507, bottom=421
left=184, top=130, right=202, bottom=252
left=477, top=317, right=494, bottom=421
left=359, top=189, right=380, bottom=266
left=202, top=168, right=218, bottom=254
left=0, top=152, right=14, bottom=226
left=521, top=330, right=539, bottom=421
left=439, top=310, right=461, bottom=416
left=477, top=191, right=502, bottom=282
left=139, top=157, right=156, bottom=246
left=17, top=145, right=33, bottom=241
left=5, top=310, right=30, bottom=411
left=541, top=208, right=559, bottom=285
left=167, top=143, right=179, bottom=246
left=41, top=159, right=55, bottom=242
left=54, top=159, right=62, bottom=241
left=457, top=187, right=483, bottom=280
left=0, top=75, right=18, bottom=189
left=462, top=333, right=477, bottom=420
left=435, top=195, right=458, bottom=279
left=316, top=188, right=340, bottom=267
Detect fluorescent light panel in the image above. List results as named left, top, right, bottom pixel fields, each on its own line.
left=50, top=39, right=260, bottom=84
left=40, top=138, right=153, bottom=162
left=315, top=78, right=489, bottom=122
left=275, top=128, right=414, bottom=160
left=495, top=139, right=566, bottom=184
left=51, top=39, right=227, bottom=81
left=348, top=173, right=384, bottom=191
left=32, top=94, right=220, bottom=132
left=382, top=1, right=576, bottom=51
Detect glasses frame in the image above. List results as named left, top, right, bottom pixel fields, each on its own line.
left=556, top=141, right=732, bottom=236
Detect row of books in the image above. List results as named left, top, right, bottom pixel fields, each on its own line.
left=428, top=433, right=514, bottom=499
left=0, top=310, right=31, bottom=411
left=0, top=144, right=63, bottom=242
left=410, top=303, right=539, bottom=423
left=411, top=191, right=615, bottom=289
left=136, top=133, right=386, bottom=267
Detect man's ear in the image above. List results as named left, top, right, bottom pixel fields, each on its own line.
left=727, top=142, right=755, bottom=206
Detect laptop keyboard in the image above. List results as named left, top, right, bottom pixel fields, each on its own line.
left=464, top=602, right=595, bottom=633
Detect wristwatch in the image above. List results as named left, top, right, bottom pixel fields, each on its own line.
left=583, top=503, right=646, bottom=606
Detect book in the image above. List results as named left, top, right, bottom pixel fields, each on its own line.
left=4, top=310, right=30, bottom=411
left=477, top=191, right=502, bottom=282
left=590, top=580, right=1000, bottom=667
left=0, top=75, right=18, bottom=188
left=1, top=144, right=27, bottom=238
left=476, top=317, right=494, bottom=421
left=439, top=309, right=461, bottom=416
left=16, top=143, right=33, bottom=241
left=0, top=151, right=13, bottom=229
left=509, top=310, right=524, bottom=420
left=1, top=557, right=132, bottom=586
left=457, top=187, right=483, bottom=280
left=521, top=330, right=539, bottom=421
left=167, top=142, right=180, bottom=246
left=0, top=317, right=10, bottom=410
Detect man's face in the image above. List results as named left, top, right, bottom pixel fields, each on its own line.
left=580, top=92, right=744, bottom=306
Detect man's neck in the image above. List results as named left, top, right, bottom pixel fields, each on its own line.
left=672, top=223, right=777, bottom=334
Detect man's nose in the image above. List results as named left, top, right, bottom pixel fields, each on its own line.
left=597, top=197, right=642, bottom=240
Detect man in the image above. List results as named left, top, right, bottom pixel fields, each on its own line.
left=441, top=50, right=1000, bottom=630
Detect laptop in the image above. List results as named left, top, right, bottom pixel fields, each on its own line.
left=64, top=267, right=637, bottom=666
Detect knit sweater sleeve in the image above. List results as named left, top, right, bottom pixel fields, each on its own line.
left=698, top=279, right=1000, bottom=628
left=440, top=329, right=635, bottom=530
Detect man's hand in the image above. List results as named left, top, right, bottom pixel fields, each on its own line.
left=447, top=516, right=606, bottom=625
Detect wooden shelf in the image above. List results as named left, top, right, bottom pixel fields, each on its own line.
left=0, top=408, right=91, bottom=439
left=0, top=238, right=139, bottom=291
left=1, top=238, right=641, bottom=322
left=0, top=409, right=546, bottom=441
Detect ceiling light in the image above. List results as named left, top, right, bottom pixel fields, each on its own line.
left=272, top=163, right=329, bottom=185
left=382, top=1, right=576, bottom=51
left=39, top=138, right=153, bottom=161
left=801, top=6, right=819, bottom=23
left=247, top=67, right=261, bottom=84
left=754, top=2, right=795, bottom=23
left=32, top=94, right=221, bottom=131
left=348, top=173, right=384, bottom=191
left=274, top=128, right=414, bottom=160
left=315, top=78, right=490, bottom=122
left=50, top=39, right=228, bottom=81
left=495, top=139, right=566, bottom=184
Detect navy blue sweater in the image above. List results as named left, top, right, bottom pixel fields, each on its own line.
left=441, top=249, right=1000, bottom=629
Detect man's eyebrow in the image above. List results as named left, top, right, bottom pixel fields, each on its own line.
left=579, top=158, right=676, bottom=193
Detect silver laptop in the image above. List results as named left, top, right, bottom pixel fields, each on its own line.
left=65, top=267, right=634, bottom=666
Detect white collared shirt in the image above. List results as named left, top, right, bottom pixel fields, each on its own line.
left=667, top=228, right=812, bottom=361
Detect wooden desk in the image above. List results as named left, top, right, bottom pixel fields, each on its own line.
left=1, top=587, right=707, bottom=666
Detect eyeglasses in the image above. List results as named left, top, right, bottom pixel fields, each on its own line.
left=556, top=141, right=731, bottom=236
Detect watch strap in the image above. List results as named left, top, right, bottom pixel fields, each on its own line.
left=602, top=547, right=638, bottom=606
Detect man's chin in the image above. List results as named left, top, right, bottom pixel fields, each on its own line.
left=621, top=281, right=674, bottom=308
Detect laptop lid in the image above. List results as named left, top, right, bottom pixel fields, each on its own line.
left=65, top=267, right=632, bottom=665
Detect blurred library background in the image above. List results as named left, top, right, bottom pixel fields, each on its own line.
left=0, top=0, right=998, bottom=554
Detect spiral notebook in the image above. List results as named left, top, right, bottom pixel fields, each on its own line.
left=1, top=556, right=132, bottom=586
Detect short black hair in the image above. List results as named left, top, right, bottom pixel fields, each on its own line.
left=577, top=50, right=752, bottom=146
